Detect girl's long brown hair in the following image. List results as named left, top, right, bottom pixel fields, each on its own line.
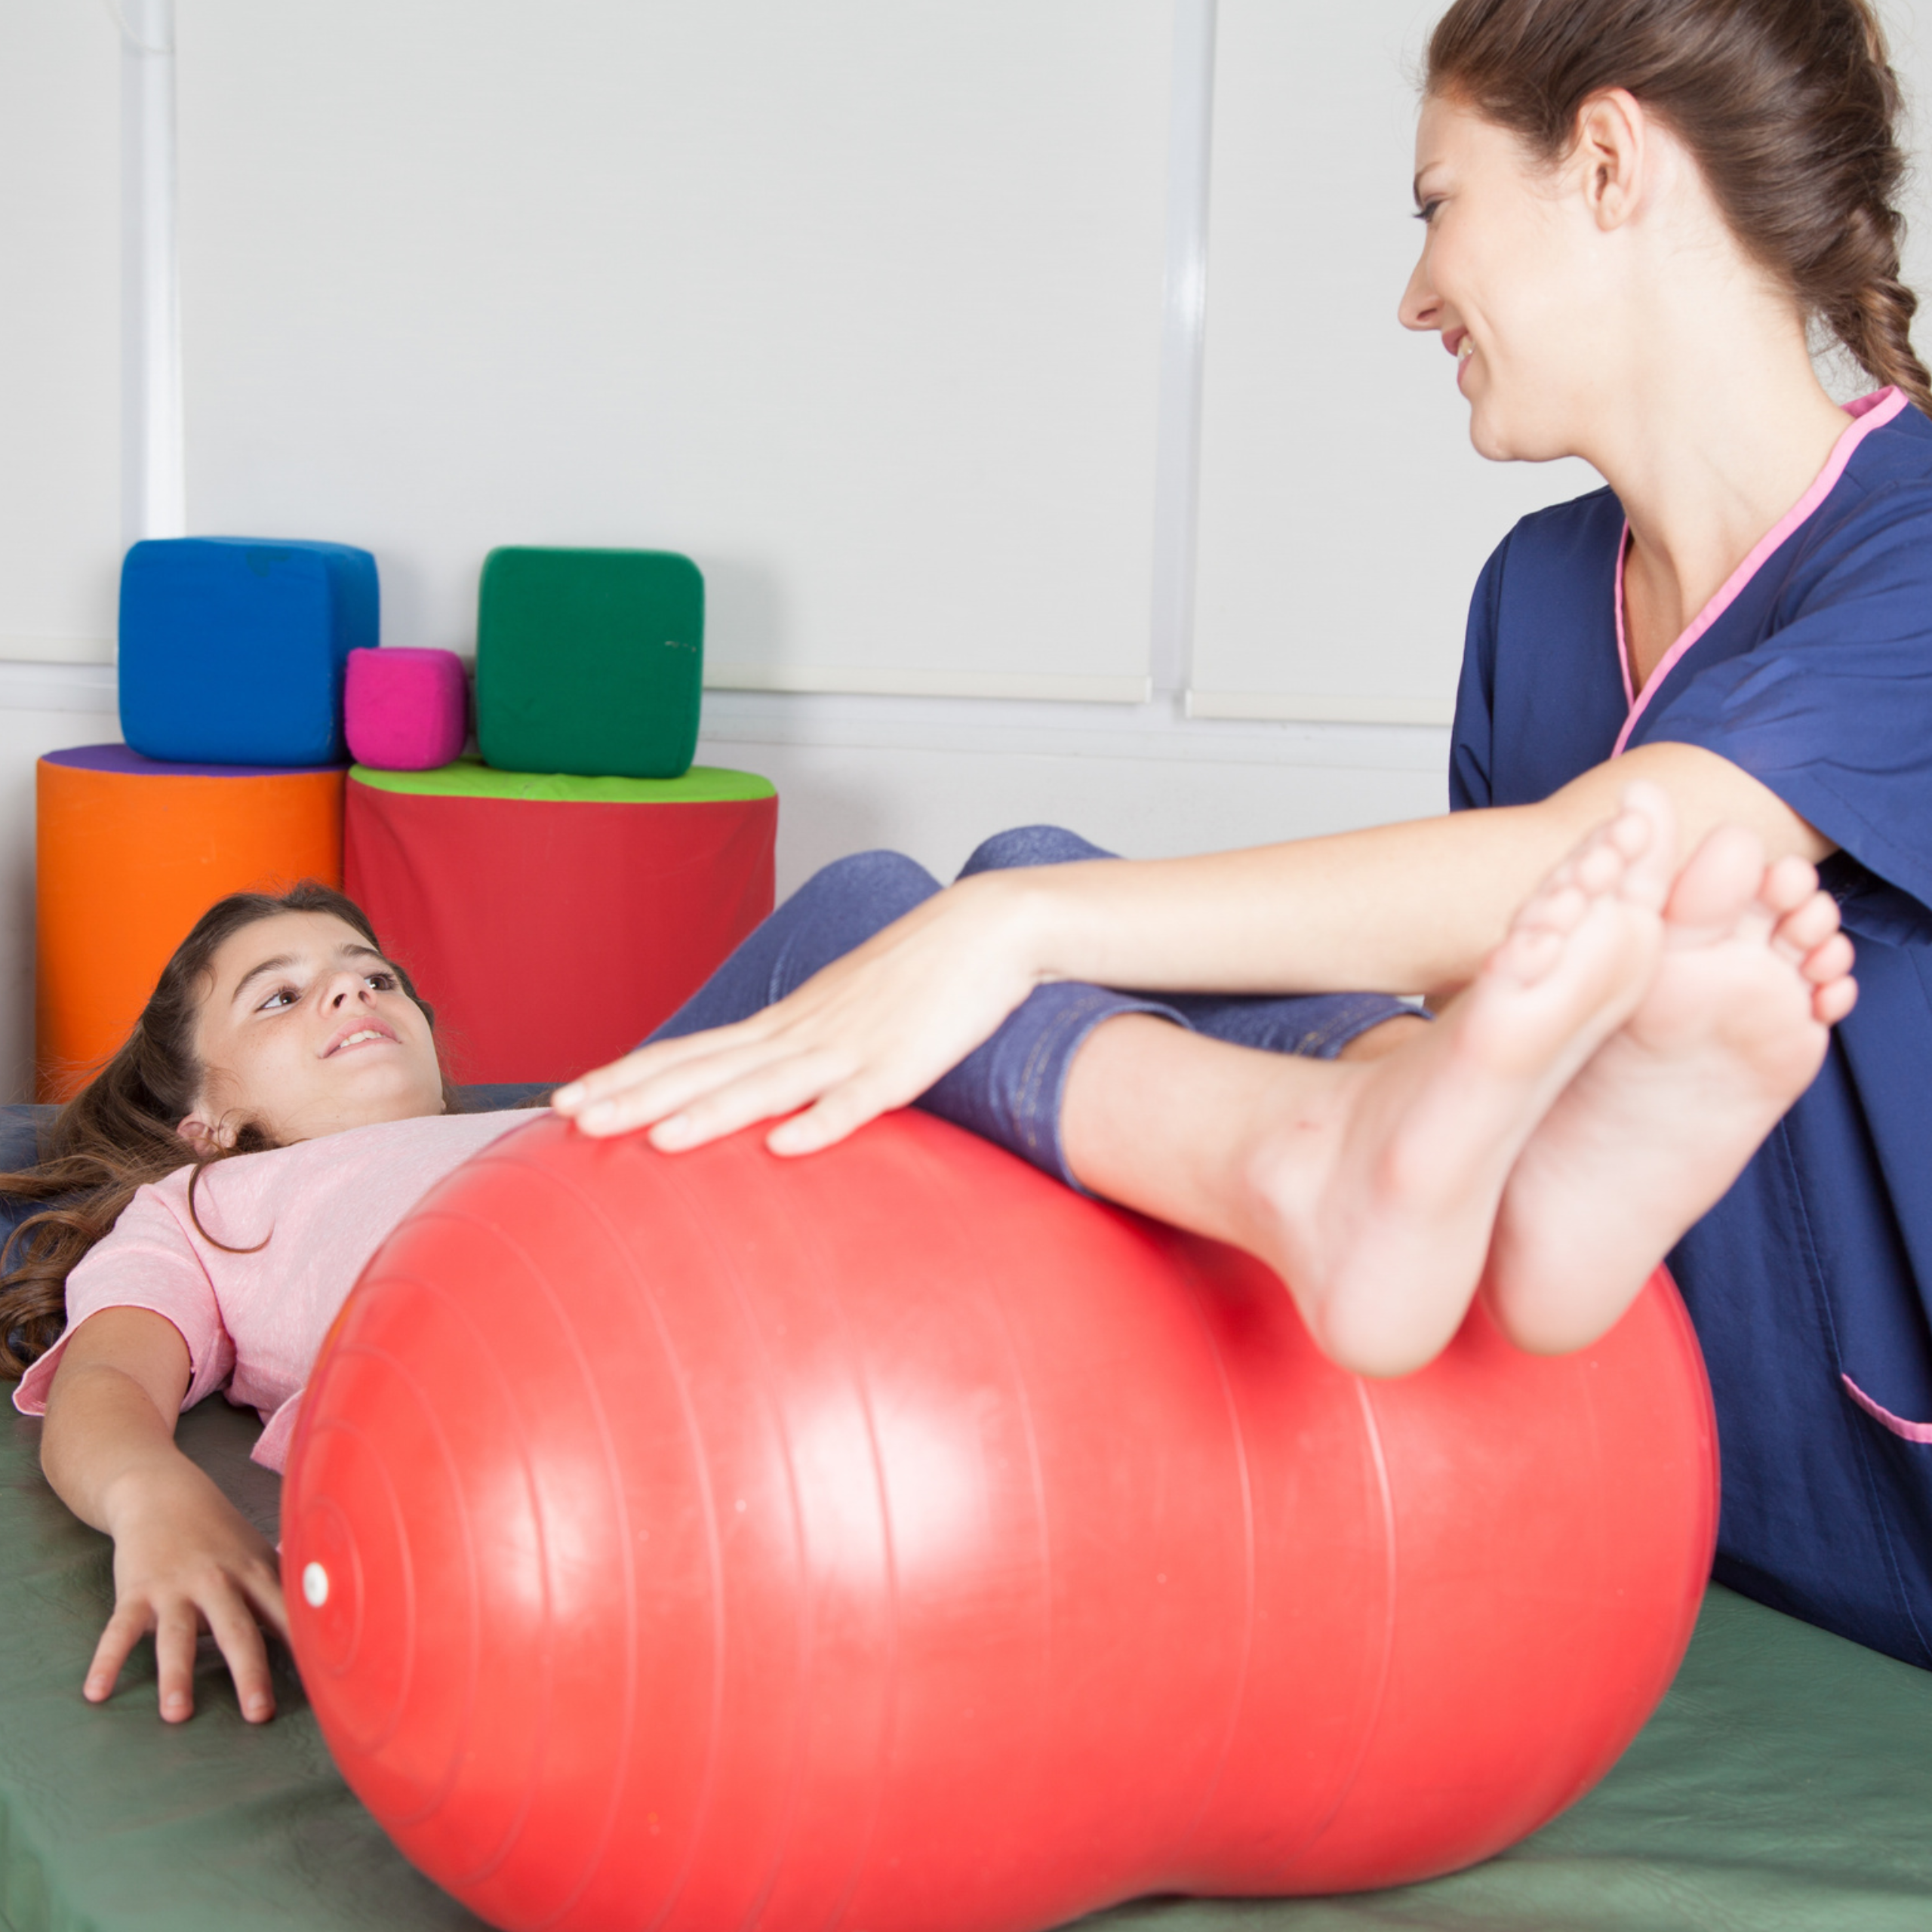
left=1426, top=0, right=1932, bottom=414
left=0, top=881, right=454, bottom=1378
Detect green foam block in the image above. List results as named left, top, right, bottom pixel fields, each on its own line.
left=476, top=546, right=703, bottom=780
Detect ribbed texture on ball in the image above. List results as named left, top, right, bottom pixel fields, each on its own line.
left=284, top=1110, right=1715, bottom=1932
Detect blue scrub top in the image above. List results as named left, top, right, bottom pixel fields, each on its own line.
left=1451, top=390, right=1932, bottom=1667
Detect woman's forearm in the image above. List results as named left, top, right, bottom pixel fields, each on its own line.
left=999, top=742, right=1833, bottom=999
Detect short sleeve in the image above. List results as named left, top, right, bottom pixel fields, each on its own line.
left=12, top=1183, right=234, bottom=1419
left=1631, top=481, right=1932, bottom=942
left=1449, top=534, right=1509, bottom=813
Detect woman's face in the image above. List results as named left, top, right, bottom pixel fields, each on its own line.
left=182, top=910, right=445, bottom=1149
left=1399, top=94, right=1611, bottom=463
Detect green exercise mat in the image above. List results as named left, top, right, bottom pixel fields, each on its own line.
left=2, top=1396, right=1927, bottom=1931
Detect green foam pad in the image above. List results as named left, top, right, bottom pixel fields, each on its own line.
left=350, top=755, right=771, bottom=804
left=476, top=547, right=703, bottom=780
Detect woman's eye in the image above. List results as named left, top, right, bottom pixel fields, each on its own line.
left=1414, top=198, right=1443, bottom=226
left=259, top=985, right=300, bottom=1011
left=365, top=970, right=398, bottom=992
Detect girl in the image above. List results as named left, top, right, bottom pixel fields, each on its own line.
left=552, top=0, right=1932, bottom=1668
left=2, top=799, right=1849, bottom=1725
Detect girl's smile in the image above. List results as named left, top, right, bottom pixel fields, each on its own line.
left=324, top=1020, right=401, bottom=1057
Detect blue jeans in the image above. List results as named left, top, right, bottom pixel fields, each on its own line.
left=648, top=826, right=1414, bottom=1190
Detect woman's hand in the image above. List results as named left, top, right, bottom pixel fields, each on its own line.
left=90, top=1457, right=288, bottom=1724
left=555, top=871, right=1047, bottom=1154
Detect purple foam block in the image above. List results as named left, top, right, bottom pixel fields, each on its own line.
left=344, top=648, right=469, bottom=771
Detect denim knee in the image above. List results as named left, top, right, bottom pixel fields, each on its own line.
left=795, top=848, right=939, bottom=915
left=956, top=825, right=1118, bottom=878
left=646, top=848, right=940, bottom=1042
left=764, top=850, right=940, bottom=1001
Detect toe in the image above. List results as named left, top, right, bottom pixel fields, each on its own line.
left=1664, top=825, right=1766, bottom=931
left=1515, top=880, right=1591, bottom=939
left=1573, top=835, right=1627, bottom=896
left=1801, top=931, right=1856, bottom=986
left=1815, top=976, right=1858, bottom=1025
left=1487, top=924, right=1565, bottom=987
left=1773, top=890, right=1842, bottom=960
left=1761, top=853, right=1822, bottom=917
left=1616, top=780, right=1678, bottom=907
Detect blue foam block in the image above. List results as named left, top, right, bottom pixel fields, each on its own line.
left=118, top=537, right=378, bottom=765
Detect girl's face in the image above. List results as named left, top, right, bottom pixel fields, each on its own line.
left=1398, top=94, right=1613, bottom=463
left=182, top=910, right=445, bottom=1149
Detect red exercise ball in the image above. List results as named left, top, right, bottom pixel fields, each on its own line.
left=282, top=1109, right=1715, bottom=1932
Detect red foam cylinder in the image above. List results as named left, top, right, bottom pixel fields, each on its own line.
left=343, top=772, right=775, bottom=1084
left=283, top=1110, right=1715, bottom=1932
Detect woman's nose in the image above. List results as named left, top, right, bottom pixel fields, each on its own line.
left=1398, top=255, right=1439, bottom=334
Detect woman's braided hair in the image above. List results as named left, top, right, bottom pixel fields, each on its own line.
left=1426, top=0, right=1931, bottom=413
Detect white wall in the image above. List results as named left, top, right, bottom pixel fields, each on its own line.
left=174, top=0, right=1174, bottom=703
left=696, top=692, right=1447, bottom=890
left=1188, top=0, right=1603, bottom=725
left=0, top=0, right=120, bottom=663
left=0, top=0, right=123, bottom=1100
left=4, top=0, right=1931, bottom=1102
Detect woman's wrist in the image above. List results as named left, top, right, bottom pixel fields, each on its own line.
left=953, top=866, right=1089, bottom=992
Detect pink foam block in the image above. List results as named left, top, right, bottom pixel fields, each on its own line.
left=344, top=647, right=469, bottom=771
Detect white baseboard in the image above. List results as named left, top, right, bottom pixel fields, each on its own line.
left=1186, top=688, right=1457, bottom=728
left=705, top=664, right=1154, bottom=705
left=0, top=662, right=118, bottom=714
left=0, top=636, right=114, bottom=666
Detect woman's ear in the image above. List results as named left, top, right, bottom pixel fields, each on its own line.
left=1573, top=88, right=1648, bottom=232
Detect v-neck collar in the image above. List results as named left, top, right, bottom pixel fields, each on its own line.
left=1610, top=386, right=1908, bottom=756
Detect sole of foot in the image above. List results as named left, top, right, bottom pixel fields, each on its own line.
left=1234, top=784, right=1679, bottom=1378
left=1486, top=822, right=1855, bottom=1355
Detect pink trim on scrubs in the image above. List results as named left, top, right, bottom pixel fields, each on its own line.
left=1842, top=1372, right=1932, bottom=1445
left=1611, top=386, right=1909, bottom=755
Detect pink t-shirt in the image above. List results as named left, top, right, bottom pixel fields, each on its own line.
left=13, top=1109, right=537, bottom=1471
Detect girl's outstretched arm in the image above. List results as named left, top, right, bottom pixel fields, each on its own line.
left=40, top=1307, right=287, bottom=1723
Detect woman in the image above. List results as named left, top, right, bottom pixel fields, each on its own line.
left=554, top=0, right=1932, bottom=1667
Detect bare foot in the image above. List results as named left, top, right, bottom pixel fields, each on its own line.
left=1484, top=823, right=1856, bottom=1355
left=1229, top=787, right=1677, bottom=1377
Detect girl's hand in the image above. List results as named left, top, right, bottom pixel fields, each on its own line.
left=555, top=872, right=1046, bottom=1155
left=91, top=1458, right=288, bottom=1724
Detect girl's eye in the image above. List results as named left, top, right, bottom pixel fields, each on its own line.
left=365, top=971, right=398, bottom=992
left=259, top=985, right=300, bottom=1012
left=1414, top=199, right=1444, bottom=227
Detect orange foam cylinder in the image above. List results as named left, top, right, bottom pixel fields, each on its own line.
left=35, top=743, right=344, bottom=1100
left=285, top=1109, right=1716, bottom=1932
